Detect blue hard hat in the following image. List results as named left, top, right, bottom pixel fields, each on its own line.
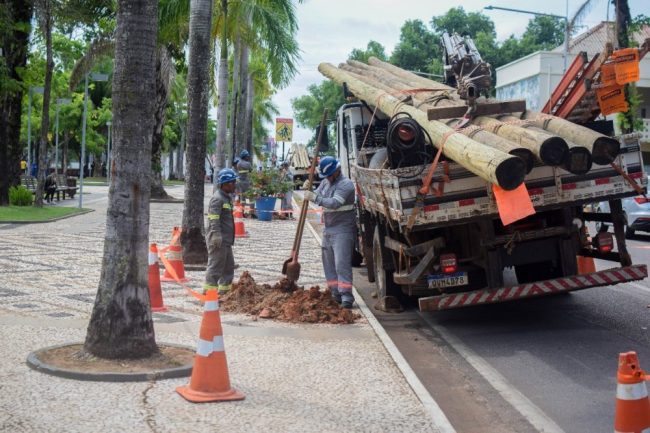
left=318, top=156, right=340, bottom=178
left=217, top=168, right=238, bottom=185
left=240, top=150, right=250, bottom=159
left=233, top=157, right=240, bottom=165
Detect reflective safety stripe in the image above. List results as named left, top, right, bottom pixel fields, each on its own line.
left=222, top=203, right=232, bottom=210
left=204, top=300, right=219, bottom=312
left=203, top=284, right=219, bottom=290
left=166, top=250, right=182, bottom=260
left=196, top=338, right=213, bottom=357
left=148, top=252, right=157, bottom=265
left=218, top=284, right=232, bottom=292
left=207, top=213, right=220, bottom=220
left=333, top=194, right=346, bottom=205
left=195, top=336, right=225, bottom=357
left=617, top=382, right=649, bottom=400
left=323, top=204, right=355, bottom=213
left=213, top=335, right=225, bottom=352
left=238, top=170, right=250, bottom=173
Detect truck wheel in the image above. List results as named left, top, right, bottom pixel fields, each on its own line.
left=373, top=226, right=402, bottom=312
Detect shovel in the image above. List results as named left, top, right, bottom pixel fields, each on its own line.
left=282, top=109, right=328, bottom=282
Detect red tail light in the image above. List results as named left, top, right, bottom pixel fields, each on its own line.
left=440, top=253, right=458, bottom=274
left=634, top=197, right=649, bottom=204
left=594, top=232, right=614, bottom=253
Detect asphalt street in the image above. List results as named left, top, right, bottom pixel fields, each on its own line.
left=354, top=230, right=650, bottom=433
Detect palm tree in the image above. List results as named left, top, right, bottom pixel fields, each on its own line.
left=181, top=0, right=213, bottom=265
left=0, top=0, right=33, bottom=206
left=34, top=0, right=55, bottom=207
left=84, top=0, right=159, bottom=359
left=214, top=0, right=228, bottom=172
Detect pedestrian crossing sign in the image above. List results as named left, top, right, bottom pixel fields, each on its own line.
left=275, top=118, right=293, bottom=142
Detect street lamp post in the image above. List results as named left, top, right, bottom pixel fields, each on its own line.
left=55, top=98, right=72, bottom=174
left=106, top=120, right=112, bottom=182
left=27, top=86, right=44, bottom=175
left=484, top=2, right=570, bottom=72
left=79, top=72, right=109, bottom=209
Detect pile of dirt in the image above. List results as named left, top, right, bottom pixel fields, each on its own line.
left=220, top=271, right=359, bottom=324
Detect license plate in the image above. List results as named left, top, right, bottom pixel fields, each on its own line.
left=427, top=272, right=468, bottom=289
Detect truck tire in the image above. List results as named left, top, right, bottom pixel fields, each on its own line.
left=373, top=226, right=399, bottom=299
left=514, top=261, right=562, bottom=284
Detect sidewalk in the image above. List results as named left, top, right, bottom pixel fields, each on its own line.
left=0, top=185, right=438, bottom=433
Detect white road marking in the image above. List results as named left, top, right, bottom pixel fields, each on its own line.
left=304, top=220, right=456, bottom=433
left=417, top=312, right=566, bottom=433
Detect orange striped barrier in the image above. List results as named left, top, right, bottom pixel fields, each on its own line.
left=176, top=290, right=245, bottom=403
left=615, top=351, right=650, bottom=433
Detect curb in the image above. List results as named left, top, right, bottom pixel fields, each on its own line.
left=0, top=208, right=94, bottom=225
left=303, top=218, right=456, bottom=433
left=150, top=198, right=184, bottom=204
left=26, top=342, right=194, bottom=382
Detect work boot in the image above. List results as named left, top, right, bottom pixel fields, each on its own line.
left=342, top=301, right=353, bottom=309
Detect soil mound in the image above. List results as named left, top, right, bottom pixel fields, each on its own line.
left=220, top=271, right=359, bottom=324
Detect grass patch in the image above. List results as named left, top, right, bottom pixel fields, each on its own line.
left=0, top=205, right=89, bottom=222
left=163, top=180, right=185, bottom=186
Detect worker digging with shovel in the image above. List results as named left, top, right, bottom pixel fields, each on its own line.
left=304, top=156, right=356, bottom=309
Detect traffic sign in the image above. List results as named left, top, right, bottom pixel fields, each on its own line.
left=275, top=118, right=293, bottom=142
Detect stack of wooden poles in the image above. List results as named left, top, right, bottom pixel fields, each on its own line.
left=318, top=57, right=620, bottom=191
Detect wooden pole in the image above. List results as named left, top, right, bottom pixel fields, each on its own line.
left=367, top=57, right=618, bottom=166
left=340, top=63, right=535, bottom=173
left=521, top=110, right=619, bottom=165
left=352, top=60, right=568, bottom=166
left=318, top=63, right=526, bottom=190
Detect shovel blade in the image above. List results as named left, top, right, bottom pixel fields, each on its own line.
left=285, top=261, right=301, bottom=282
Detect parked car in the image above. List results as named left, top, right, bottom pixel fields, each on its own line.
left=594, top=180, right=650, bottom=239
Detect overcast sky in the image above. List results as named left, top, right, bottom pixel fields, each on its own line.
left=264, top=0, right=649, bottom=147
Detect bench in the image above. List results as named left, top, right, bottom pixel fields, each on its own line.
left=19, top=174, right=78, bottom=200
left=55, top=174, right=78, bottom=199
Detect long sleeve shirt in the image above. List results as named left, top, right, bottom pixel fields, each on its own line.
left=314, top=174, right=357, bottom=234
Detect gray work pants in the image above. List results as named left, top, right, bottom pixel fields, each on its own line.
left=321, top=231, right=355, bottom=303
left=205, top=240, right=235, bottom=293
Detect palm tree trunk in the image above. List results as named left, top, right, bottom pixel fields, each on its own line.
left=84, top=0, right=158, bottom=359
left=35, top=1, right=54, bottom=208
left=228, top=32, right=241, bottom=164
left=235, top=44, right=249, bottom=155
left=150, top=48, right=172, bottom=200
left=215, top=1, right=229, bottom=172
left=0, top=0, right=32, bottom=206
left=244, top=73, right=254, bottom=153
left=176, top=124, right=185, bottom=179
left=181, top=0, right=213, bottom=265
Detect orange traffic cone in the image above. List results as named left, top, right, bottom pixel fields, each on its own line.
left=614, top=351, right=650, bottom=433
left=161, top=227, right=189, bottom=283
left=176, top=290, right=245, bottom=403
left=234, top=200, right=248, bottom=238
left=148, top=243, right=168, bottom=312
left=577, top=255, right=596, bottom=274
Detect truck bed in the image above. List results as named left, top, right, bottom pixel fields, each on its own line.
left=354, top=134, right=646, bottom=230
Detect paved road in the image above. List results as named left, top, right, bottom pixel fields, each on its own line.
left=354, top=228, right=650, bottom=433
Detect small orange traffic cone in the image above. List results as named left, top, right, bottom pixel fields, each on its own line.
left=614, top=351, right=650, bottom=433
left=161, top=227, right=189, bottom=283
left=148, top=243, right=168, bottom=312
left=234, top=200, right=248, bottom=238
left=577, top=255, right=596, bottom=274
left=176, top=290, right=245, bottom=403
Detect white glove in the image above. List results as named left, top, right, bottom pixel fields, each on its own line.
left=303, top=191, right=317, bottom=202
